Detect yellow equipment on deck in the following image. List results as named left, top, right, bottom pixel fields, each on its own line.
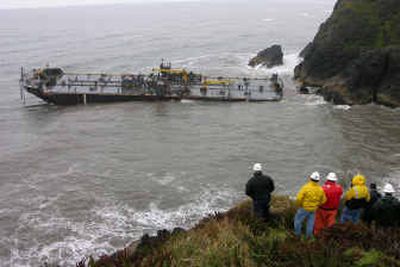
left=202, top=79, right=233, bottom=86
left=152, top=67, right=189, bottom=83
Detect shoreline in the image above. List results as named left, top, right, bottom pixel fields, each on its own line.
left=79, top=195, right=400, bottom=267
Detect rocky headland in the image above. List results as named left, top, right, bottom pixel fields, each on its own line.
left=295, top=0, right=400, bottom=107
left=249, top=44, right=283, bottom=68
left=80, top=196, right=400, bottom=267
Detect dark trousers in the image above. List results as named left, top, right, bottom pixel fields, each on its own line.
left=253, top=199, right=270, bottom=220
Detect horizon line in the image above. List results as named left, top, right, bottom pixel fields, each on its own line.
left=0, top=0, right=213, bottom=11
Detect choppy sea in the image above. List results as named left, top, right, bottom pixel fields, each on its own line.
left=0, top=0, right=399, bottom=265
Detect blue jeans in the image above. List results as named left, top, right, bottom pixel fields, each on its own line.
left=294, top=208, right=315, bottom=237
left=340, top=207, right=361, bottom=224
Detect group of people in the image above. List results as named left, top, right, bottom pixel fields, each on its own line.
left=245, top=163, right=400, bottom=238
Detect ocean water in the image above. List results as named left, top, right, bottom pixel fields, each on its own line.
left=0, top=0, right=399, bottom=266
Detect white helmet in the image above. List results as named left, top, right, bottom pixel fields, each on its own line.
left=253, top=163, right=262, bottom=172
left=327, top=172, right=338, bottom=182
left=310, top=171, right=320, bottom=181
left=383, top=183, right=395, bottom=193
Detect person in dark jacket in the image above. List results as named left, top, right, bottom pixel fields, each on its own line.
left=364, top=183, right=400, bottom=227
left=363, top=183, right=382, bottom=221
left=368, top=183, right=382, bottom=207
left=245, top=163, right=275, bottom=220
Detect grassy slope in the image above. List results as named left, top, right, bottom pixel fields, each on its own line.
left=85, top=196, right=400, bottom=267
left=339, top=0, right=400, bottom=49
left=311, top=0, right=400, bottom=65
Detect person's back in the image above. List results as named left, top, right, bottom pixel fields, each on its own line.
left=367, top=184, right=400, bottom=227
left=320, top=180, right=343, bottom=210
left=367, top=183, right=382, bottom=209
left=294, top=171, right=327, bottom=238
left=344, top=175, right=370, bottom=209
left=314, top=173, right=343, bottom=235
left=245, top=163, right=275, bottom=219
left=296, top=181, right=326, bottom=212
left=341, top=174, right=370, bottom=224
left=363, top=183, right=382, bottom=221
left=246, top=172, right=275, bottom=201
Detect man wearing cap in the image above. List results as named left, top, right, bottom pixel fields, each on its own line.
left=364, top=183, right=400, bottom=227
left=245, top=163, right=275, bottom=220
left=313, top=172, right=343, bottom=235
left=294, top=171, right=327, bottom=238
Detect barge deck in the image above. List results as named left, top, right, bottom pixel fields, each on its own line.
left=20, top=61, right=283, bottom=105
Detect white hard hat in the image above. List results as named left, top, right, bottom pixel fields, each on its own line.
left=253, top=163, right=262, bottom=172
left=327, top=172, right=338, bottom=182
left=383, top=183, right=395, bottom=193
left=310, top=171, right=320, bottom=181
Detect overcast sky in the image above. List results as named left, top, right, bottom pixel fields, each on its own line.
left=0, top=0, right=204, bottom=9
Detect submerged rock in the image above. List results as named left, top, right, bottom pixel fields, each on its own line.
left=249, top=44, right=283, bottom=68
left=295, top=0, right=400, bottom=107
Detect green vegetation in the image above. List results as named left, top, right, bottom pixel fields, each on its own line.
left=296, top=0, right=400, bottom=107
left=340, top=0, right=400, bottom=49
left=79, top=196, right=400, bottom=267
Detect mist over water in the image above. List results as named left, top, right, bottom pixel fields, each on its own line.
left=0, top=0, right=399, bottom=266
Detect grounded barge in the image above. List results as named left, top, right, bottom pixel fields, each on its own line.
left=20, top=61, right=283, bottom=105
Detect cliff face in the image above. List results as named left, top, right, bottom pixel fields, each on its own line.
left=295, top=0, right=400, bottom=107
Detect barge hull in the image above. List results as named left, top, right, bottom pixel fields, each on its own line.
left=27, top=90, right=181, bottom=105
left=27, top=89, right=280, bottom=105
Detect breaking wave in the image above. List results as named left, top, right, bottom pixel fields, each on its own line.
left=5, top=186, right=239, bottom=266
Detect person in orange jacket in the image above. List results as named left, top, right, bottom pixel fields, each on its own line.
left=294, top=171, right=327, bottom=238
left=313, top=172, right=343, bottom=235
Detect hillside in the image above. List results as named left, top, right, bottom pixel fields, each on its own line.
left=80, top=196, right=400, bottom=267
left=295, top=0, right=400, bottom=107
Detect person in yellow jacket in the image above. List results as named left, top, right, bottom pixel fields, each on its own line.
left=340, top=174, right=370, bottom=224
left=294, top=171, right=327, bottom=237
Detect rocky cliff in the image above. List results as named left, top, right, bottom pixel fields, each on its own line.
left=295, top=0, right=400, bottom=107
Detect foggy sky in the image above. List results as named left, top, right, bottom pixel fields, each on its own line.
left=0, top=0, right=202, bottom=9
left=0, top=0, right=333, bottom=10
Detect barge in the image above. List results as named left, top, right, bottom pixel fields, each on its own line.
left=20, top=61, right=283, bottom=105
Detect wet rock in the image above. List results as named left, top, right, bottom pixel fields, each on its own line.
left=249, top=44, right=283, bottom=68
left=172, top=227, right=186, bottom=235
left=295, top=0, right=400, bottom=107
left=298, top=86, right=321, bottom=95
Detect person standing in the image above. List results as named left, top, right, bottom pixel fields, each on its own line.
left=363, top=183, right=382, bottom=221
left=364, top=183, right=400, bottom=227
left=341, top=174, right=370, bottom=224
left=313, top=172, right=343, bottom=235
left=245, top=163, right=275, bottom=220
left=294, top=172, right=327, bottom=238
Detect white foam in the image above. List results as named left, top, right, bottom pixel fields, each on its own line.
left=7, top=187, right=239, bottom=266
left=155, top=52, right=301, bottom=79
left=261, top=18, right=275, bottom=22
left=334, top=105, right=351, bottom=111
left=180, top=99, right=195, bottom=104
left=156, top=174, right=176, bottom=186
left=300, top=12, right=312, bottom=17
left=247, top=53, right=302, bottom=76
left=303, top=94, right=327, bottom=106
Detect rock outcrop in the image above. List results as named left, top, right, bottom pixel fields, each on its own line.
left=295, top=0, right=400, bottom=107
left=249, top=44, right=283, bottom=68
